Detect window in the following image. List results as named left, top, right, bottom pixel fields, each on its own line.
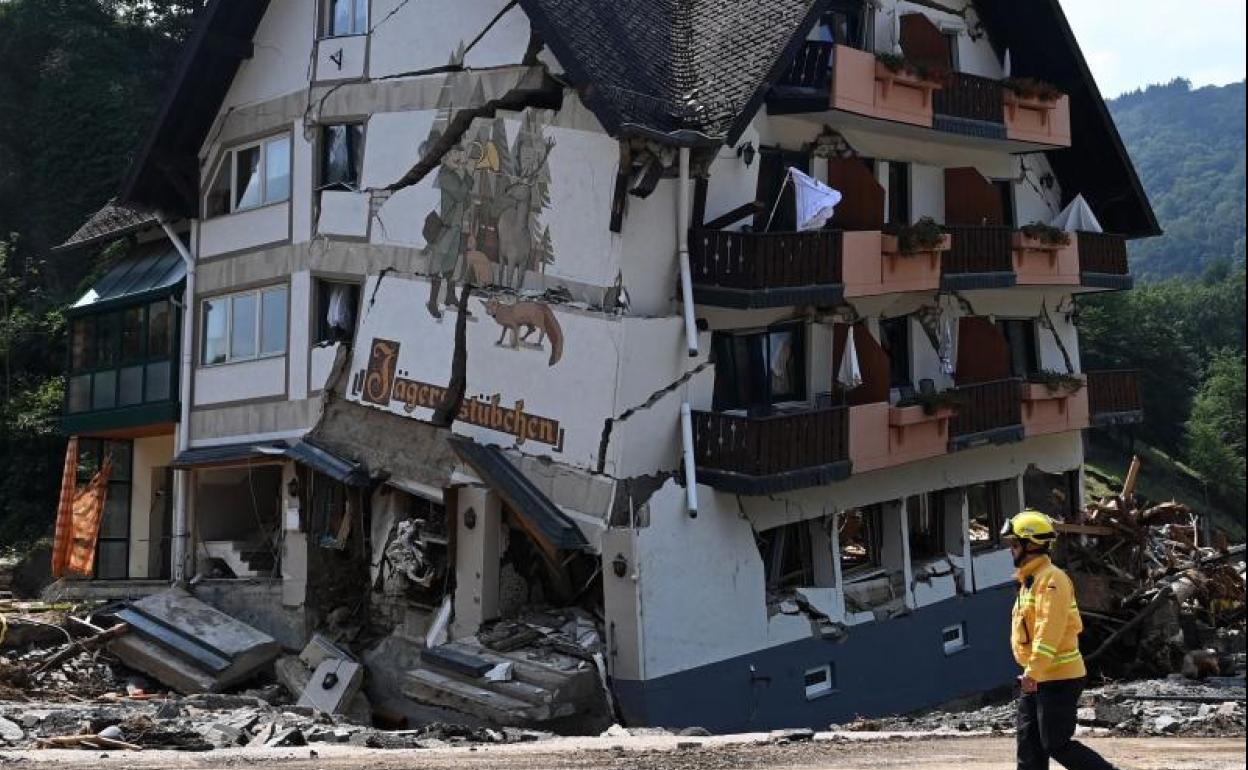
left=315, top=279, right=361, bottom=344
left=994, top=180, right=1016, bottom=228
left=758, top=520, right=815, bottom=591
left=206, top=135, right=292, bottom=217
left=881, top=161, right=911, bottom=226
left=1023, top=466, right=1080, bottom=520
left=804, top=663, right=837, bottom=699
left=839, top=506, right=882, bottom=575
left=324, top=0, right=368, bottom=37
left=907, top=492, right=946, bottom=560
left=967, top=481, right=1004, bottom=551
left=201, top=286, right=288, bottom=365
left=997, top=319, right=1038, bottom=378
left=943, top=33, right=961, bottom=72
left=66, top=299, right=177, bottom=414
left=942, top=623, right=967, bottom=655
left=755, top=149, right=810, bottom=232
left=712, top=324, right=806, bottom=413
left=320, top=124, right=365, bottom=190
left=878, top=317, right=912, bottom=390
left=76, top=438, right=133, bottom=580
left=821, top=3, right=868, bottom=48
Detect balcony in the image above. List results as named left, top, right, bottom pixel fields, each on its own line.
left=691, top=406, right=851, bottom=494
left=768, top=43, right=1071, bottom=150
left=1012, top=229, right=1080, bottom=286
left=1087, top=370, right=1144, bottom=427
left=948, top=379, right=1025, bottom=451
left=1020, top=376, right=1090, bottom=437
left=941, top=226, right=1016, bottom=290
left=1078, top=232, right=1133, bottom=290
left=687, top=229, right=843, bottom=308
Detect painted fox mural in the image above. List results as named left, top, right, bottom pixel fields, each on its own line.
left=481, top=299, right=564, bottom=366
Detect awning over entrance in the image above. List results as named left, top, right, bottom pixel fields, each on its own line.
left=173, top=438, right=369, bottom=486
left=448, top=436, right=590, bottom=552
left=72, top=240, right=186, bottom=315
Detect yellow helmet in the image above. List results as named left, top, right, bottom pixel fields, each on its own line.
left=1000, top=510, right=1057, bottom=545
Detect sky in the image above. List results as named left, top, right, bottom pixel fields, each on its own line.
left=1061, top=0, right=1246, bottom=97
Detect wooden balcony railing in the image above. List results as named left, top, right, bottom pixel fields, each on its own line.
left=692, top=406, right=850, bottom=490
left=778, top=41, right=834, bottom=91
left=688, top=229, right=844, bottom=307
left=949, top=379, right=1024, bottom=447
left=1078, top=232, right=1130, bottom=275
left=934, top=72, right=1005, bottom=125
left=1088, top=370, right=1143, bottom=422
left=940, top=226, right=1015, bottom=283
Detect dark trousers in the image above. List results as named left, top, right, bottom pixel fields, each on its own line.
left=1017, top=678, right=1119, bottom=770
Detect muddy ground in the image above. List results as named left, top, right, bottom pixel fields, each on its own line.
left=2, top=734, right=1245, bottom=769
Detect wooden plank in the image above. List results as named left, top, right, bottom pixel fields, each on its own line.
left=1054, top=522, right=1119, bottom=536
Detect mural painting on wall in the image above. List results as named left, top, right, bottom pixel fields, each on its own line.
left=481, top=298, right=564, bottom=366
left=355, top=338, right=565, bottom=451
left=421, top=105, right=556, bottom=318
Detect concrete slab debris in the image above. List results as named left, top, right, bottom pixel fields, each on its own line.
left=297, top=659, right=364, bottom=715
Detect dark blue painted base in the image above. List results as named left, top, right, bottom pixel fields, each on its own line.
left=613, top=585, right=1018, bottom=733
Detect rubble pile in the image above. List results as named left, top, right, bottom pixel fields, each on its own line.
left=1059, top=486, right=1246, bottom=680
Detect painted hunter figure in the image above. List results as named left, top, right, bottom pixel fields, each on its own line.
left=424, top=134, right=473, bottom=318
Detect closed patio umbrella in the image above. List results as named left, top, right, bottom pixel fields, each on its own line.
left=1049, top=194, right=1104, bottom=233
left=837, top=328, right=863, bottom=392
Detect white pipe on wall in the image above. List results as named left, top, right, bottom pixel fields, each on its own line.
left=680, top=402, right=698, bottom=517
left=676, top=147, right=698, bottom=357
left=158, top=216, right=196, bottom=584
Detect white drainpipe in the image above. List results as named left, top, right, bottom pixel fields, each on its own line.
left=158, top=215, right=196, bottom=584
left=680, top=402, right=698, bottom=517
left=676, top=146, right=698, bottom=358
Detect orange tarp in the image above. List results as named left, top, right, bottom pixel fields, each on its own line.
left=50, top=438, right=113, bottom=578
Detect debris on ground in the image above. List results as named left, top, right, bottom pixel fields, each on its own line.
left=1056, top=455, right=1246, bottom=681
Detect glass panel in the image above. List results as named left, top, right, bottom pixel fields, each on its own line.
left=264, top=136, right=291, bottom=204
left=331, top=0, right=351, bottom=35
left=77, top=439, right=102, bottom=482
left=68, top=374, right=91, bottom=413
left=768, top=328, right=804, bottom=402
left=230, top=293, right=258, bottom=359
left=105, top=440, right=132, bottom=481
left=148, top=300, right=172, bottom=358
left=321, top=125, right=363, bottom=189
left=96, top=313, right=119, bottom=368
left=100, top=485, right=131, bottom=538
left=353, top=0, right=368, bottom=33
left=235, top=146, right=262, bottom=210
left=96, top=541, right=128, bottom=580
left=206, top=155, right=232, bottom=217
left=92, top=370, right=117, bottom=410
left=121, top=306, right=144, bottom=361
left=146, top=361, right=171, bottom=402
left=260, top=287, right=288, bottom=355
left=71, top=317, right=95, bottom=371
left=202, top=298, right=228, bottom=365
left=968, top=483, right=999, bottom=550
left=119, top=365, right=144, bottom=406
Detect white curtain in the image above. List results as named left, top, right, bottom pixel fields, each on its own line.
left=327, top=284, right=353, bottom=336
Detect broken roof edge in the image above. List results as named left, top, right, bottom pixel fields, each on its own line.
left=53, top=200, right=163, bottom=254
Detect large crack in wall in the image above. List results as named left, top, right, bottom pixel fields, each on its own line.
left=595, top=359, right=715, bottom=475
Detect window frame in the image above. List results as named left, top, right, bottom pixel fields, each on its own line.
left=321, top=0, right=370, bottom=38
left=968, top=481, right=1005, bottom=552
left=878, top=316, right=912, bottom=390
left=839, top=505, right=884, bottom=578
left=882, top=160, right=912, bottom=226
left=711, top=322, right=808, bottom=413
left=997, top=318, right=1040, bottom=378
left=66, top=298, right=179, bottom=415
left=314, top=278, right=362, bottom=346
left=317, top=123, right=367, bottom=192
left=907, top=491, right=947, bottom=561
left=200, top=285, right=290, bottom=367
left=204, top=133, right=293, bottom=219
left=803, top=663, right=837, bottom=700
left=76, top=437, right=133, bottom=580
left=942, top=622, right=968, bottom=655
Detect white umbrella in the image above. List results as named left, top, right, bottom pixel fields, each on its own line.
left=1002, top=48, right=1012, bottom=78
left=1049, top=194, right=1104, bottom=233
left=791, top=168, right=843, bottom=231
left=837, top=328, right=863, bottom=391
left=891, top=10, right=902, bottom=55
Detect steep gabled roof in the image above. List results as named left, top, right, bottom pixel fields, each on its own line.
left=54, top=200, right=159, bottom=252
left=974, top=0, right=1160, bottom=238
left=518, top=0, right=826, bottom=145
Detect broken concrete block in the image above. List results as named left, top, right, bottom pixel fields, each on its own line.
left=769, top=727, right=815, bottom=743
left=1153, top=714, right=1182, bottom=733
left=296, top=659, right=364, bottom=715
left=265, top=727, right=307, bottom=747
left=109, top=587, right=280, bottom=694
left=275, top=655, right=313, bottom=700
left=204, top=723, right=243, bottom=747
left=0, top=716, right=23, bottom=742
left=299, top=633, right=353, bottom=671
left=485, top=662, right=514, bottom=682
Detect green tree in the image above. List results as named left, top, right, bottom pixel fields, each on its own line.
left=1185, top=351, right=1246, bottom=504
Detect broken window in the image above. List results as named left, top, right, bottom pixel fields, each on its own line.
left=315, top=279, right=361, bottom=345
left=758, top=520, right=816, bottom=591
left=968, top=481, right=1004, bottom=550
left=201, top=285, right=289, bottom=365
left=712, top=323, right=807, bottom=413
left=839, top=506, right=882, bottom=576
left=1023, top=466, right=1080, bottom=520
left=320, top=124, right=365, bottom=190
left=907, top=492, right=946, bottom=560
left=324, top=0, right=368, bottom=37
left=204, top=134, right=292, bottom=218
left=195, top=465, right=283, bottom=577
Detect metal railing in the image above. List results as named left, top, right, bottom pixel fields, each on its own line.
left=933, top=72, right=1005, bottom=124
left=949, top=379, right=1023, bottom=439
left=692, top=406, right=850, bottom=477
left=688, top=229, right=843, bottom=290
left=778, top=41, right=835, bottom=90
left=1078, top=232, right=1129, bottom=275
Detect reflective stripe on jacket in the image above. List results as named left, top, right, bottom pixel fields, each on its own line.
left=1011, top=555, right=1087, bottom=682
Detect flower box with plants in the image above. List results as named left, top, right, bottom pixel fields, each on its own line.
left=1001, top=77, right=1063, bottom=109
left=1013, top=222, right=1076, bottom=276
left=873, top=52, right=944, bottom=102
left=881, top=217, right=952, bottom=267
left=891, top=390, right=964, bottom=423
left=1023, top=370, right=1084, bottom=396
left=1020, top=371, right=1088, bottom=432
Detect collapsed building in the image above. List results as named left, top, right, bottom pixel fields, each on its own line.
left=47, top=0, right=1161, bottom=733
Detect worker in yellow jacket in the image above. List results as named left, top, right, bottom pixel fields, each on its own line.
left=1004, top=510, right=1122, bottom=770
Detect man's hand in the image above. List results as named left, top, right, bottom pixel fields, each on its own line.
left=1018, top=675, right=1039, bottom=694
